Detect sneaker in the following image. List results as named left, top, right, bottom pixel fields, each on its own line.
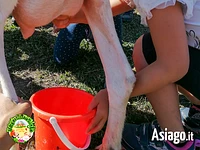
left=122, top=120, right=199, bottom=150
left=183, top=105, right=200, bottom=139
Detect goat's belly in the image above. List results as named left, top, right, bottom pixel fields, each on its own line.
left=13, top=0, right=84, bottom=28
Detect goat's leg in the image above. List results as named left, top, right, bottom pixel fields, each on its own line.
left=82, top=0, right=136, bottom=149
left=0, top=20, right=19, bottom=150
left=0, top=1, right=31, bottom=150
left=0, top=23, right=18, bottom=102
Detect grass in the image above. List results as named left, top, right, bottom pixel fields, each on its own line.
left=4, top=14, right=189, bottom=149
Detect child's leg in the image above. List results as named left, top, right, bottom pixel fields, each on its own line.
left=53, top=23, right=89, bottom=65
left=113, top=15, right=122, bottom=42
left=133, top=33, right=184, bottom=132
left=53, top=15, right=122, bottom=65
left=134, top=33, right=200, bottom=133
left=121, top=33, right=198, bottom=149
left=122, top=33, right=199, bottom=149
left=122, top=11, right=133, bottom=22
left=87, top=15, right=122, bottom=42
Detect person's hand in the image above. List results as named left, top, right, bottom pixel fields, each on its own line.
left=0, top=93, right=32, bottom=150
left=52, top=9, right=87, bottom=29
left=86, top=89, right=109, bottom=134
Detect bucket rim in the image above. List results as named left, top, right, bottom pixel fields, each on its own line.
left=30, top=87, right=96, bottom=122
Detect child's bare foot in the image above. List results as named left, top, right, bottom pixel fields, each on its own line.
left=0, top=93, right=32, bottom=150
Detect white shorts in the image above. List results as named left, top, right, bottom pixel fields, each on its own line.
left=124, top=0, right=197, bottom=26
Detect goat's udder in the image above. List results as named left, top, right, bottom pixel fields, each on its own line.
left=20, top=25, right=35, bottom=39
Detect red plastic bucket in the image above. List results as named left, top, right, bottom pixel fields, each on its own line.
left=30, top=87, right=96, bottom=150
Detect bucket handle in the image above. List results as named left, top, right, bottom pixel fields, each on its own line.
left=49, top=117, right=91, bottom=150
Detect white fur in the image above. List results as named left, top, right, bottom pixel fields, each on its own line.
left=0, top=0, right=19, bottom=102
left=82, top=0, right=135, bottom=149
left=0, top=0, right=136, bottom=149
left=0, top=0, right=18, bottom=22
left=0, top=1, right=19, bottom=149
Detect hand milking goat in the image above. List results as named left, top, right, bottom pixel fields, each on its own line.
left=0, top=0, right=136, bottom=149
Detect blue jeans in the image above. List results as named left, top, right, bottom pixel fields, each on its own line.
left=54, top=15, right=122, bottom=65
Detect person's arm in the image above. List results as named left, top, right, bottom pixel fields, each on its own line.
left=110, top=0, right=134, bottom=16
left=53, top=0, right=135, bottom=28
left=130, top=2, right=189, bottom=97
left=0, top=93, right=32, bottom=150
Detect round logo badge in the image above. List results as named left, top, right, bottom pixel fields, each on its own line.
left=6, top=114, right=35, bottom=144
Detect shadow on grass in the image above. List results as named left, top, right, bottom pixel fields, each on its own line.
left=4, top=27, right=106, bottom=93
left=4, top=25, right=136, bottom=98
left=4, top=28, right=57, bottom=72
left=4, top=13, right=149, bottom=96
left=11, top=74, right=44, bottom=99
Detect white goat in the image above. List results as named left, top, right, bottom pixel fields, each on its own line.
left=0, top=0, right=136, bottom=149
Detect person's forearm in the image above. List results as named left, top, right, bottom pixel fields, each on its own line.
left=69, top=0, right=134, bottom=25
left=110, top=0, right=135, bottom=16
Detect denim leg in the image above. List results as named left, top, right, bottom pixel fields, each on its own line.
left=122, top=11, right=133, bottom=22
left=87, top=15, right=122, bottom=43
left=54, top=16, right=122, bottom=65
left=113, top=15, right=123, bottom=42
left=54, top=23, right=89, bottom=65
